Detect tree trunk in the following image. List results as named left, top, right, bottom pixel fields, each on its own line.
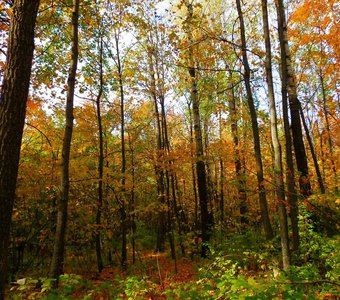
left=148, top=48, right=166, bottom=252
left=300, top=106, right=325, bottom=194
left=114, top=27, right=128, bottom=270
left=261, top=0, right=290, bottom=269
left=0, top=1, right=39, bottom=298
left=227, top=69, right=248, bottom=227
left=275, top=0, right=300, bottom=251
left=235, top=0, right=273, bottom=240
left=188, top=102, right=199, bottom=231
left=184, top=0, right=211, bottom=258
left=50, top=0, right=79, bottom=282
left=315, top=120, right=326, bottom=181
left=218, top=111, right=225, bottom=223
left=160, top=93, right=180, bottom=260
left=276, top=0, right=311, bottom=197
left=320, top=73, right=338, bottom=193
left=95, top=34, right=104, bottom=273
left=127, top=134, right=136, bottom=264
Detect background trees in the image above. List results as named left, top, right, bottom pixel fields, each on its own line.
left=0, top=0, right=338, bottom=294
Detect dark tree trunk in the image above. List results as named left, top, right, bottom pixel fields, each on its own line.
left=300, top=106, right=325, bottom=194
left=50, top=0, right=79, bottom=282
left=227, top=69, right=248, bottom=227
left=184, top=0, right=211, bottom=258
left=114, top=27, right=128, bottom=271
left=188, top=103, right=199, bottom=231
left=0, top=1, right=39, bottom=298
left=218, top=112, right=225, bottom=223
left=276, top=0, right=311, bottom=197
left=148, top=48, right=166, bottom=253
left=235, top=0, right=273, bottom=240
left=160, top=94, right=179, bottom=261
left=95, top=34, right=104, bottom=273
left=128, top=135, right=136, bottom=264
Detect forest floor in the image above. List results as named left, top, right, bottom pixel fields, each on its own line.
left=79, top=252, right=200, bottom=299
left=7, top=230, right=340, bottom=299
left=7, top=251, right=203, bottom=299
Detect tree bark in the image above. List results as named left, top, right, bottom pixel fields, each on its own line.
left=148, top=47, right=166, bottom=253
left=218, top=111, right=225, bottom=223
left=0, top=1, right=39, bottom=298
left=276, top=0, right=311, bottom=197
left=50, top=0, right=79, bottom=282
left=299, top=106, right=325, bottom=194
left=95, top=34, right=104, bottom=274
left=261, top=0, right=290, bottom=269
left=114, top=27, right=128, bottom=270
left=184, top=0, right=211, bottom=257
left=227, top=69, right=248, bottom=227
left=275, top=0, right=300, bottom=251
left=235, top=0, right=273, bottom=239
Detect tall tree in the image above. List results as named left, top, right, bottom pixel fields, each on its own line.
left=276, top=0, right=311, bottom=197
left=235, top=0, right=273, bottom=239
left=183, top=0, right=211, bottom=258
left=275, top=0, right=301, bottom=250
left=261, top=0, right=290, bottom=269
left=148, top=44, right=167, bottom=252
left=95, top=33, right=104, bottom=273
left=300, top=106, right=325, bottom=194
left=0, top=1, right=40, bottom=298
left=227, top=68, right=248, bottom=227
left=50, top=0, right=79, bottom=282
left=114, top=24, right=128, bottom=271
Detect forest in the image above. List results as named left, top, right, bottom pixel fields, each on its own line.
left=0, top=0, right=339, bottom=299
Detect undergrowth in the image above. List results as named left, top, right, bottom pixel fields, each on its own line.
left=8, top=205, right=340, bottom=299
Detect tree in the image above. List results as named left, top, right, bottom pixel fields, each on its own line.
left=94, top=33, right=104, bottom=273
left=226, top=67, right=248, bottom=227
left=183, top=0, right=211, bottom=258
left=276, top=0, right=311, bottom=197
left=261, top=0, right=290, bottom=269
left=235, top=0, right=273, bottom=240
left=0, top=1, right=40, bottom=298
left=50, top=0, right=79, bottom=282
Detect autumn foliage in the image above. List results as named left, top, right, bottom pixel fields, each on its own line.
left=0, top=0, right=339, bottom=299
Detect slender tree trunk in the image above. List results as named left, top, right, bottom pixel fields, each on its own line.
left=114, top=28, right=127, bottom=270
left=188, top=103, right=199, bottom=230
left=276, top=0, right=311, bottom=197
left=171, top=174, right=186, bottom=256
left=95, top=34, right=104, bottom=273
left=50, top=0, right=79, bottom=282
left=148, top=48, right=166, bottom=252
left=316, top=120, right=326, bottom=183
left=160, top=93, right=180, bottom=260
left=128, top=136, right=136, bottom=264
left=184, top=0, right=211, bottom=257
left=300, top=107, right=325, bottom=194
left=0, top=1, right=39, bottom=298
left=235, top=0, right=273, bottom=239
left=227, top=69, right=248, bottom=226
left=218, top=111, right=225, bottom=223
left=320, top=73, right=338, bottom=193
left=204, top=136, right=215, bottom=229
left=261, top=0, right=290, bottom=269
left=275, top=0, right=300, bottom=251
